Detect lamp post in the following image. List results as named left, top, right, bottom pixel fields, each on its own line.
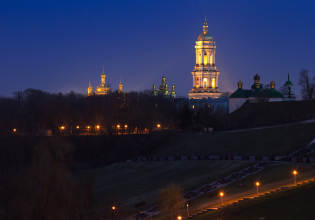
left=157, top=124, right=161, bottom=130
left=178, top=216, right=181, bottom=220
left=219, top=192, right=224, bottom=207
left=112, top=206, right=115, bottom=220
left=125, top=125, right=128, bottom=134
left=117, top=125, right=120, bottom=134
left=293, top=170, right=297, bottom=186
left=256, top=182, right=260, bottom=197
left=187, top=204, right=189, bottom=217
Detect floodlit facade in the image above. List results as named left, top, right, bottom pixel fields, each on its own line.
left=188, top=19, right=222, bottom=99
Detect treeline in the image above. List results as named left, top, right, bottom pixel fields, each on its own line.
left=1, top=137, right=130, bottom=219
left=0, top=88, right=227, bottom=135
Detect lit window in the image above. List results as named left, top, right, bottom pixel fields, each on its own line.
left=192, top=105, right=194, bottom=109
left=204, top=53, right=207, bottom=65
left=203, top=78, right=207, bottom=88
left=212, top=78, right=215, bottom=89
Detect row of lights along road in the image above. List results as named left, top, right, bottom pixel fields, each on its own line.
left=177, top=170, right=298, bottom=219
left=13, top=124, right=162, bottom=133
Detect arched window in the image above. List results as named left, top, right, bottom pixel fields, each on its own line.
left=203, top=78, right=208, bottom=88
left=212, top=78, right=216, bottom=89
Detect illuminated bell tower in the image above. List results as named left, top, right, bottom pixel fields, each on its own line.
left=188, top=19, right=222, bottom=99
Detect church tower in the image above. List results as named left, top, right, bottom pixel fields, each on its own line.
left=119, top=79, right=123, bottom=92
left=188, top=19, right=222, bottom=99
left=87, top=82, right=93, bottom=96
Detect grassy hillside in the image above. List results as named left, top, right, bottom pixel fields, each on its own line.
left=76, top=161, right=254, bottom=215
left=193, top=171, right=315, bottom=220
left=153, top=163, right=315, bottom=220
left=226, top=100, right=315, bottom=129
left=154, top=123, right=315, bottom=156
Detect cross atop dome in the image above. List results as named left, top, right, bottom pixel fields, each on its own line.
left=203, top=17, right=208, bottom=33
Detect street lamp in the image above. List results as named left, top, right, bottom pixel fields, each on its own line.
left=293, top=170, right=297, bottom=186
left=96, top=125, right=100, bottom=129
left=76, top=126, right=79, bottom=129
left=187, top=204, right=189, bottom=217
left=112, top=206, right=115, bottom=220
left=13, top=128, right=16, bottom=132
left=219, top=192, right=224, bottom=207
left=178, top=216, right=181, bottom=220
left=157, top=124, right=161, bottom=129
left=256, top=182, right=260, bottom=197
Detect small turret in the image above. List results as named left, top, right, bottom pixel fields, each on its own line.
left=87, top=81, right=93, bottom=96
left=237, top=80, right=243, bottom=89
left=152, top=81, right=157, bottom=96
left=255, top=80, right=261, bottom=89
left=270, top=80, right=275, bottom=89
left=119, top=79, right=123, bottom=92
left=170, top=83, right=177, bottom=98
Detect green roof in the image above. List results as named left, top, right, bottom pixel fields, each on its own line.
left=249, top=89, right=263, bottom=97
left=284, top=73, right=293, bottom=85
left=229, top=89, right=252, bottom=98
left=284, top=80, right=293, bottom=85
left=267, top=88, right=283, bottom=98
left=230, top=88, right=283, bottom=99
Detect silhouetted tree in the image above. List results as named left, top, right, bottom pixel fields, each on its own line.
left=298, top=69, right=315, bottom=100
left=178, top=103, right=193, bottom=130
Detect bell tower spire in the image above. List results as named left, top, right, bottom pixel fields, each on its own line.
left=203, top=16, right=208, bottom=33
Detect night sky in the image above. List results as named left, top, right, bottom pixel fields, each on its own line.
left=1, top=0, right=315, bottom=98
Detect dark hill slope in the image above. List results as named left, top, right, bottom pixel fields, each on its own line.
left=226, top=101, right=315, bottom=130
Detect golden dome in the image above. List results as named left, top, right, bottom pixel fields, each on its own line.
left=198, top=19, right=213, bottom=41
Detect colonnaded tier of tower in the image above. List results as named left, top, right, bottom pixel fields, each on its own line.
left=188, top=19, right=222, bottom=99
left=87, top=67, right=123, bottom=96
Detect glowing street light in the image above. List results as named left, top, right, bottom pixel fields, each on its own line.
left=60, top=126, right=65, bottom=130
left=187, top=204, right=189, bottom=217
left=256, top=182, right=260, bottom=197
left=112, top=206, right=115, bottom=210
left=157, top=124, right=161, bottom=128
left=178, top=216, right=182, bottom=220
left=13, top=128, right=16, bottom=132
left=117, top=125, right=120, bottom=128
left=96, top=125, right=100, bottom=129
left=293, top=170, right=297, bottom=186
left=125, top=125, right=127, bottom=128
left=76, top=126, right=79, bottom=129
left=219, top=192, right=224, bottom=207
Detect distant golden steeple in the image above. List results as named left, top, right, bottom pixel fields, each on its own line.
left=119, top=79, right=123, bottom=91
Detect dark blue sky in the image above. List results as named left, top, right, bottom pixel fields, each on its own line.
left=1, top=0, right=315, bottom=98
